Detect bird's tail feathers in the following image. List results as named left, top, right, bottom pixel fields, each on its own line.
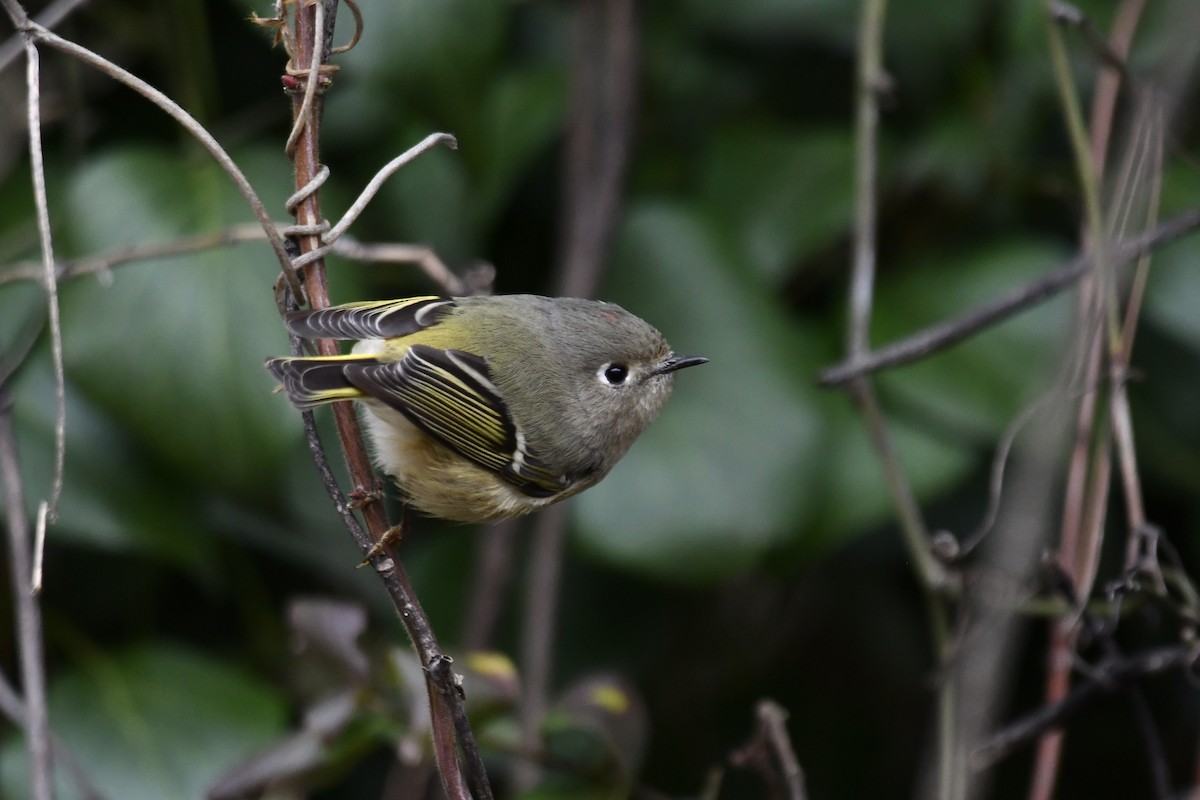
left=265, top=355, right=367, bottom=409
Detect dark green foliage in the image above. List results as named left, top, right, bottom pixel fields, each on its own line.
left=2, top=0, right=1200, bottom=797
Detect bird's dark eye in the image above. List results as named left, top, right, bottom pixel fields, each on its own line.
left=602, top=363, right=629, bottom=385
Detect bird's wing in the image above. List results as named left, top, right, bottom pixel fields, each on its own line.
left=284, top=296, right=455, bottom=340
left=346, top=344, right=566, bottom=498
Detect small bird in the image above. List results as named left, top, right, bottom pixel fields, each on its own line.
left=266, top=295, right=706, bottom=523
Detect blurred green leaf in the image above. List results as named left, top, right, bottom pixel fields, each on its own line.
left=1145, top=236, right=1200, bottom=352
left=7, top=357, right=216, bottom=567
left=59, top=147, right=296, bottom=499
left=0, top=645, right=286, bottom=800
left=681, top=0, right=856, bottom=44
left=577, top=202, right=821, bottom=581
left=349, top=0, right=506, bottom=115
left=873, top=240, right=1072, bottom=435
left=806, top=399, right=975, bottom=541
left=473, top=66, right=567, bottom=231
left=1145, top=163, right=1200, bottom=352
left=700, top=126, right=854, bottom=283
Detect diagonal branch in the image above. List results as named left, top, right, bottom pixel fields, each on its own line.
left=817, top=205, right=1200, bottom=387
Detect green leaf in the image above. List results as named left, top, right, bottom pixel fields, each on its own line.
left=7, top=357, right=216, bottom=567
left=700, top=126, right=854, bottom=283
left=681, top=0, right=856, bottom=44
left=574, top=202, right=822, bottom=581
left=0, top=645, right=286, bottom=800
left=806, top=399, right=975, bottom=541
left=473, top=66, right=568, bottom=231
left=59, top=148, right=297, bottom=498
left=1145, top=164, right=1200, bottom=352
left=1141, top=235, right=1200, bottom=351
left=348, top=0, right=506, bottom=108
left=872, top=240, right=1072, bottom=436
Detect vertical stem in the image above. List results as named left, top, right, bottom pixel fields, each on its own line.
left=515, top=503, right=568, bottom=791
left=848, top=0, right=886, bottom=359
left=0, top=355, right=53, bottom=800
left=2, top=6, right=57, bottom=796
left=514, top=0, right=637, bottom=792
left=461, top=520, right=520, bottom=651
left=1030, top=3, right=1146, bottom=794
left=283, top=5, right=485, bottom=798
left=847, top=2, right=961, bottom=797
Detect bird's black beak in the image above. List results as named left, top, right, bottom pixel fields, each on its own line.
left=654, top=354, right=709, bottom=375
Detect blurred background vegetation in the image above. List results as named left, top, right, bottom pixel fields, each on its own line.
left=1, top=0, right=1199, bottom=797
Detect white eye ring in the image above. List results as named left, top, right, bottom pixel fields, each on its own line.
left=598, top=362, right=629, bottom=385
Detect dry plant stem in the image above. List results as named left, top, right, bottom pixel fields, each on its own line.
left=846, top=1, right=956, bottom=795
left=0, top=673, right=104, bottom=800
left=324, top=132, right=458, bottom=245
left=22, top=37, right=65, bottom=520
left=516, top=503, right=567, bottom=792
left=0, top=0, right=90, bottom=72
left=514, top=0, right=636, bottom=792
left=848, top=0, right=885, bottom=359
left=0, top=356, right=52, bottom=800
left=1085, top=0, right=1146, bottom=174
left=1030, top=5, right=1146, bottom=796
left=0, top=226, right=468, bottom=295
left=461, top=519, right=519, bottom=651
left=815, top=204, right=1200, bottom=387
left=973, top=643, right=1198, bottom=770
left=848, top=0, right=949, bottom=602
left=323, top=239, right=466, bottom=295
left=1108, top=111, right=1162, bottom=574
left=282, top=5, right=485, bottom=798
left=755, top=700, right=807, bottom=800
left=0, top=18, right=299, bottom=296
left=299, top=411, right=476, bottom=800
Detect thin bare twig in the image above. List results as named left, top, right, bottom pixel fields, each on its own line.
left=5, top=17, right=300, bottom=298
left=0, top=225, right=472, bottom=295
left=328, top=239, right=472, bottom=295
left=1029, top=3, right=1150, bottom=796
left=323, top=132, right=458, bottom=245
left=461, top=520, right=520, bottom=651
left=816, top=204, right=1200, bottom=387
left=0, top=671, right=105, bottom=800
left=973, top=644, right=1198, bottom=770
left=514, top=0, right=637, bottom=793
left=727, top=700, right=807, bottom=800
left=844, top=0, right=946, bottom=594
left=1108, top=103, right=1163, bottom=577
left=0, top=348, right=52, bottom=800
left=23, top=36, right=65, bottom=522
left=0, top=0, right=89, bottom=72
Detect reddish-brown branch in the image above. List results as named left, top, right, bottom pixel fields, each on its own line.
left=1028, top=4, right=1148, bottom=798
left=281, top=4, right=488, bottom=798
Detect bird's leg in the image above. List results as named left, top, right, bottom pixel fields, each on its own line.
left=348, top=483, right=385, bottom=509
left=357, top=504, right=409, bottom=566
